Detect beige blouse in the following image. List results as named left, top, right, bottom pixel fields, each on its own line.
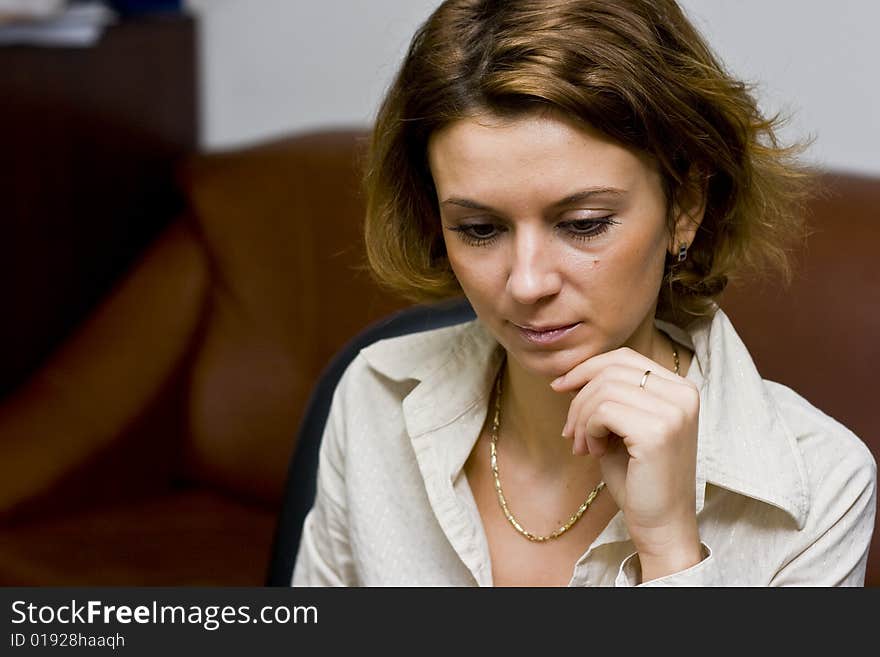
left=292, top=307, right=876, bottom=586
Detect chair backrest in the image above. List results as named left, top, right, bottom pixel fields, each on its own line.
left=265, top=297, right=476, bottom=585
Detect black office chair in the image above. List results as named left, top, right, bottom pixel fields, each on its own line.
left=265, top=296, right=476, bottom=585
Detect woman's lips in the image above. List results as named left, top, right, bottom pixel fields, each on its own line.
left=515, top=322, right=581, bottom=345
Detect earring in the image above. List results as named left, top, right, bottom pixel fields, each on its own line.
left=676, top=242, right=688, bottom=262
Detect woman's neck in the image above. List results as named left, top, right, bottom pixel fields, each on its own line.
left=500, top=358, right=573, bottom=471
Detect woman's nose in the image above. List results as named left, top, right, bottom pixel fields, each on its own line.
left=506, top=232, right=562, bottom=304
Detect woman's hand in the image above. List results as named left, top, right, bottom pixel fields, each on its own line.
left=551, top=346, right=703, bottom=580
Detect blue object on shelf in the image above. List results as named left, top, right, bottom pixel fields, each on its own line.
left=106, top=0, right=182, bottom=15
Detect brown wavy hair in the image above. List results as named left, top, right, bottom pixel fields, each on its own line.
left=363, top=0, right=812, bottom=325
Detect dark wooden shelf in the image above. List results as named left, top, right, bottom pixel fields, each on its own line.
left=0, top=13, right=198, bottom=396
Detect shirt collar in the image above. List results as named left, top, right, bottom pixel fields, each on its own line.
left=360, top=321, right=502, bottom=486
left=661, top=308, right=810, bottom=528
left=361, top=306, right=810, bottom=529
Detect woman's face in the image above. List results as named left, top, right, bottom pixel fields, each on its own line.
left=428, top=110, right=690, bottom=380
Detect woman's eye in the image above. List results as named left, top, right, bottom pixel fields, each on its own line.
left=468, top=224, right=497, bottom=237
left=562, top=218, right=618, bottom=240
left=447, top=217, right=618, bottom=247
left=449, top=223, right=502, bottom=246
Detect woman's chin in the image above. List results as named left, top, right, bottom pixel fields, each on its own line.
left=506, top=347, right=586, bottom=381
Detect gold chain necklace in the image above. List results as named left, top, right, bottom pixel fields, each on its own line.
left=489, top=341, right=679, bottom=543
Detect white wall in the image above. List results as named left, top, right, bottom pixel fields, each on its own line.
left=186, top=0, right=880, bottom=176
left=678, top=0, right=879, bottom=176
left=185, top=0, right=438, bottom=148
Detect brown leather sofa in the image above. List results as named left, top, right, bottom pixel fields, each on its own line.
left=0, top=129, right=877, bottom=586
left=0, top=130, right=408, bottom=585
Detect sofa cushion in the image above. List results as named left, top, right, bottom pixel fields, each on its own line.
left=0, top=489, right=276, bottom=585
left=177, top=130, right=407, bottom=505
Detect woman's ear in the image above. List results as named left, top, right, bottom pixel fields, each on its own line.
left=668, top=171, right=708, bottom=258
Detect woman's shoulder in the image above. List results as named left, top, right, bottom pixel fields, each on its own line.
left=325, top=318, right=500, bottom=452
left=327, top=317, right=495, bottom=411
left=764, top=379, right=877, bottom=477
left=355, top=318, right=494, bottom=383
left=689, top=306, right=875, bottom=475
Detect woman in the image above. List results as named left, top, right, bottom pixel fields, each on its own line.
left=292, top=0, right=876, bottom=586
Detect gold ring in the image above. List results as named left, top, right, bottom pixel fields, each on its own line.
left=639, top=369, right=652, bottom=390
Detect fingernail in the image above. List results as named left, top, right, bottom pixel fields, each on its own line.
left=551, top=375, right=564, bottom=387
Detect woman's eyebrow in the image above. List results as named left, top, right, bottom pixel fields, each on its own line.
left=441, top=187, right=626, bottom=212
left=440, top=197, right=494, bottom=211
left=553, top=187, right=626, bottom=207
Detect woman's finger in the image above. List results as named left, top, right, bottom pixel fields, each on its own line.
left=570, top=385, right=663, bottom=457
left=563, top=367, right=694, bottom=438
left=551, top=346, right=682, bottom=393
